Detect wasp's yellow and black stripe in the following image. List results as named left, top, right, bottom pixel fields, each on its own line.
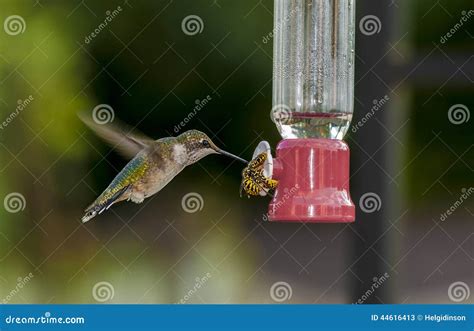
left=240, top=152, right=278, bottom=198
left=248, top=153, right=267, bottom=170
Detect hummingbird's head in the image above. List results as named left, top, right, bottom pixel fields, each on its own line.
left=178, top=130, right=247, bottom=164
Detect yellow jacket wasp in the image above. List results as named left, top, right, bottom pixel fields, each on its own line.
left=240, top=152, right=278, bottom=198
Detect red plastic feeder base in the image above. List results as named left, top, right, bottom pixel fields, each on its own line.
left=268, top=138, right=355, bottom=223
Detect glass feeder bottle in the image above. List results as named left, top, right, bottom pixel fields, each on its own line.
left=268, top=0, right=356, bottom=222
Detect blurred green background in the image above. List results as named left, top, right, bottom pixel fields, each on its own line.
left=0, top=0, right=472, bottom=304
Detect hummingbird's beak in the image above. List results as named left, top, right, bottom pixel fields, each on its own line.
left=216, top=148, right=248, bottom=164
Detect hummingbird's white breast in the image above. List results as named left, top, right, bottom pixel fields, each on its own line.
left=172, top=143, right=189, bottom=165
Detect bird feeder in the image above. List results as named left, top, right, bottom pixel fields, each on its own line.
left=268, top=0, right=356, bottom=222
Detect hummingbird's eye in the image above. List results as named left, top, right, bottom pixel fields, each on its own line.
left=201, top=140, right=210, bottom=147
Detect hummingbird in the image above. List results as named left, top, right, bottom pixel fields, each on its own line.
left=79, top=114, right=247, bottom=223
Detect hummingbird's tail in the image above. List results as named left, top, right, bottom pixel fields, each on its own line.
left=81, top=207, right=100, bottom=224
left=81, top=185, right=130, bottom=223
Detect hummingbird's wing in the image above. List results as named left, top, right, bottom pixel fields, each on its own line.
left=78, top=112, right=154, bottom=159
